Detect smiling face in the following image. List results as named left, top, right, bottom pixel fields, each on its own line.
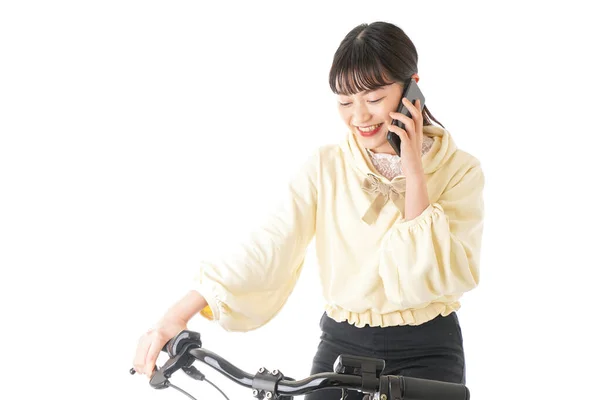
left=337, top=82, right=404, bottom=154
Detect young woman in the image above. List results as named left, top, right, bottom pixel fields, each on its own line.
left=133, top=21, right=484, bottom=400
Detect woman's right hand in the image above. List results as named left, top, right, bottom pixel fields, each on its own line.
left=132, top=318, right=188, bottom=377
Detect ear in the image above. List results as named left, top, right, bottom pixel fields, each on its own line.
left=411, top=73, right=420, bottom=83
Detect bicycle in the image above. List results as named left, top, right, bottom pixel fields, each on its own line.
left=130, top=329, right=470, bottom=400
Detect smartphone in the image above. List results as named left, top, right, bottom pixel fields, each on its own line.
left=387, top=78, right=426, bottom=157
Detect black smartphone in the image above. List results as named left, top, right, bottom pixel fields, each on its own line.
left=387, top=78, right=426, bottom=157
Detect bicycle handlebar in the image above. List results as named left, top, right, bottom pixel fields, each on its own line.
left=132, top=330, right=470, bottom=400
left=189, top=347, right=364, bottom=396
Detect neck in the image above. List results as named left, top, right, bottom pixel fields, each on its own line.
left=368, top=143, right=398, bottom=155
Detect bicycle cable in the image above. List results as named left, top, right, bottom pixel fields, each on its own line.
left=165, top=382, right=197, bottom=400
left=130, top=366, right=229, bottom=400
left=203, top=377, right=230, bottom=400
left=165, top=377, right=229, bottom=400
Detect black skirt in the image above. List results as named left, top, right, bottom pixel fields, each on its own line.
left=304, top=311, right=466, bottom=400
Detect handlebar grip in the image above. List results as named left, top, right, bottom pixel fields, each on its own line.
left=401, top=376, right=469, bottom=400
left=162, top=330, right=202, bottom=357
left=130, top=330, right=201, bottom=377
left=161, top=340, right=171, bottom=353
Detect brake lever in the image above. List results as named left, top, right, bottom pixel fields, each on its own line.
left=149, top=364, right=170, bottom=389
left=148, top=342, right=201, bottom=389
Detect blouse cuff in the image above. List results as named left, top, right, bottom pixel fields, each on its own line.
left=395, top=203, right=444, bottom=232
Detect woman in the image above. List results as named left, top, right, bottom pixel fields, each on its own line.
left=133, top=21, right=484, bottom=400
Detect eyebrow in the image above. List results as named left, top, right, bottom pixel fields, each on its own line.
left=363, top=84, right=391, bottom=94
left=337, top=84, right=392, bottom=97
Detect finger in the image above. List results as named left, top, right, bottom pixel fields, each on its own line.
left=402, top=99, right=423, bottom=142
left=397, top=127, right=409, bottom=143
left=402, top=98, right=423, bottom=123
left=133, top=334, right=152, bottom=375
left=388, top=124, right=409, bottom=142
left=390, top=115, right=415, bottom=141
left=389, top=112, right=415, bottom=133
left=144, top=335, right=166, bottom=377
left=414, top=99, right=424, bottom=131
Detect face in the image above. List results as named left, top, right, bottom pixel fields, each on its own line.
left=337, top=82, right=403, bottom=154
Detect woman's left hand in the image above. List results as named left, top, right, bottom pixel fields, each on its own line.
left=388, top=98, right=424, bottom=178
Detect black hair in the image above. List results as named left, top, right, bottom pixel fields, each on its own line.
left=329, top=21, right=444, bottom=128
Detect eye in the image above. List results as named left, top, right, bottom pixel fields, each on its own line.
left=338, top=101, right=352, bottom=107
left=367, top=97, right=384, bottom=104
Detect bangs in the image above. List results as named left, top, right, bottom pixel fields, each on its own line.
left=329, top=42, right=393, bottom=95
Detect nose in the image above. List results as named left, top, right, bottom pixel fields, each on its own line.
left=352, top=102, right=371, bottom=126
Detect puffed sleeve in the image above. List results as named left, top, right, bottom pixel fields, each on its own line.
left=378, top=164, right=485, bottom=308
left=193, top=150, right=319, bottom=331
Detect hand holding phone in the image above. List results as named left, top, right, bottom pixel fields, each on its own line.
left=387, top=78, right=426, bottom=157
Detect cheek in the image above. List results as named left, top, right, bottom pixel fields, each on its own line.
left=380, top=101, right=398, bottom=122
left=372, top=105, right=392, bottom=123
left=338, top=108, right=353, bottom=124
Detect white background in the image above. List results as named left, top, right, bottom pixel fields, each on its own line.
left=1, top=1, right=599, bottom=399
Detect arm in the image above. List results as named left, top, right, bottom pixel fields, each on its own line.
left=379, top=163, right=485, bottom=307
left=134, top=151, right=319, bottom=376
left=404, top=166, right=430, bottom=221
left=159, top=290, right=208, bottom=326
left=193, top=150, right=319, bottom=331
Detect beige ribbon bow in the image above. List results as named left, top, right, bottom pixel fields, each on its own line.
left=361, top=174, right=406, bottom=224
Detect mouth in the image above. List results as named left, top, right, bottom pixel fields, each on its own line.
left=355, top=123, right=384, bottom=138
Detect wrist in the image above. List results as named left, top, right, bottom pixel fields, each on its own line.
left=403, top=165, right=429, bottom=221
left=158, top=314, right=187, bottom=328
left=404, top=166, right=425, bottom=183
left=159, top=290, right=208, bottom=327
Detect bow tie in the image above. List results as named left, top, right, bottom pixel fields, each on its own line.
left=361, top=174, right=406, bottom=224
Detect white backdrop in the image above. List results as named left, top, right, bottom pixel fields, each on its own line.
left=1, top=1, right=599, bottom=399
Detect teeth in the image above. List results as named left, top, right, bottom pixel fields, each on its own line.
left=357, top=123, right=382, bottom=132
